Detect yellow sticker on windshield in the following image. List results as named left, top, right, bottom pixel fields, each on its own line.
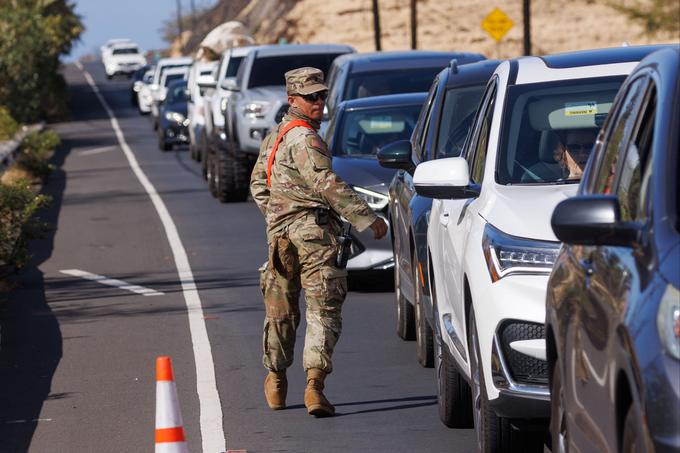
left=565, top=102, right=597, bottom=116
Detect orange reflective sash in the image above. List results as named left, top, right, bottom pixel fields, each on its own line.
left=266, top=119, right=313, bottom=188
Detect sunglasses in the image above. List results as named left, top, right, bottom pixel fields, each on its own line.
left=566, top=143, right=592, bottom=154
left=299, top=91, right=328, bottom=102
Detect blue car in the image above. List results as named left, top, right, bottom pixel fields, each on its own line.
left=325, top=92, right=427, bottom=272
left=547, top=45, right=680, bottom=452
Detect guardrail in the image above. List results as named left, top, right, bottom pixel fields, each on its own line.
left=0, top=123, right=45, bottom=175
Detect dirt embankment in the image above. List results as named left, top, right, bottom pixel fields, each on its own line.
left=178, top=0, right=678, bottom=58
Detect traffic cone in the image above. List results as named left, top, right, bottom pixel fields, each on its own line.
left=155, top=356, right=189, bottom=453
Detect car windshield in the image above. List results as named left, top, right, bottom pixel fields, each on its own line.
left=497, top=76, right=626, bottom=185
left=164, top=73, right=185, bottom=87
left=344, top=67, right=443, bottom=101
left=158, top=64, right=189, bottom=83
left=166, top=83, right=187, bottom=103
left=334, top=104, right=422, bottom=157
left=113, top=47, right=139, bottom=55
left=435, top=84, right=486, bottom=159
left=248, top=53, right=345, bottom=89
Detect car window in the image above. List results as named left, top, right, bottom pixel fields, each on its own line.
left=327, top=62, right=347, bottom=115
left=344, top=67, right=443, bottom=100
left=112, top=47, right=139, bottom=55
left=419, top=84, right=439, bottom=157
left=614, top=82, right=656, bottom=222
left=333, top=104, right=423, bottom=157
left=167, top=84, right=188, bottom=103
left=469, top=86, right=496, bottom=184
left=412, top=80, right=439, bottom=162
left=248, top=54, right=344, bottom=89
left=591, top=77, right=647, bottom=195
left=225, top=56, right=243, bottom=78
left=164, top=73, right=185, bottom=87
left=497, top=76, right=625, bottom=185
left=435, top=84, right=486, bottom=159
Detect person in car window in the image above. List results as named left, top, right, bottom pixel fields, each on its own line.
left=553, top=129, right=597, bottom=179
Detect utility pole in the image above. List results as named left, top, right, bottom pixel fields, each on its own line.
left=190, top=0, right=197, bottom=37
left=176, top=0, right=184, bottom=54
left=410, top=0, right=417, bottom=49
left=372, top=0, right=382, bottom=51
left=523, top=0, right=531, bottom=55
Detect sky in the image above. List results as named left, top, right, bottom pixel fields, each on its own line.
left=67, top=0, right=218, bottom=62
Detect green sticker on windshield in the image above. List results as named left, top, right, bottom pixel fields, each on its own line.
left=565, top=101, right=597, bottom=116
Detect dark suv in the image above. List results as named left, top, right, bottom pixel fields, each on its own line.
left=547, top=46, right=680, bottom=453
left=377, top=59, right=499, bottom=367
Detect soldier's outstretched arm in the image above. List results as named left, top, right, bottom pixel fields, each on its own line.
left=294, top=135, right=378, bottom=232
left=250, top=138, right=271, bottom=216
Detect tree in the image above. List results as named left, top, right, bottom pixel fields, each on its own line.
left=0, top=0, right=84, bottom=122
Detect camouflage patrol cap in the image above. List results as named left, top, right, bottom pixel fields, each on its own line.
left=285, top=67, right=328, bottom=96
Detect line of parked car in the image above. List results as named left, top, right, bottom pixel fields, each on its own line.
left=117, top=39, right=679, bottom=452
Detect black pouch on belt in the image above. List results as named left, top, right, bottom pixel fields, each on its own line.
left=335, top=224, right=353, bottom=269
left=313, top=208, right=330, bottom=226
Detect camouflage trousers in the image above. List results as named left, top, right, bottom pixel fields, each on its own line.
left=259, top=214, right=347, bottom=374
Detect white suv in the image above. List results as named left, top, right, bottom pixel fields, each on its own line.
left=103, top=42, right=146, bottom=79
left=413, top=46, right=658, bottom=450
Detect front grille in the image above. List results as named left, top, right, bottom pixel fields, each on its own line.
left=275, top=104, right=288, bottom=123
left=498, top=321, right=548, bottom=386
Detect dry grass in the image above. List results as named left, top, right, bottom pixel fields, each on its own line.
left=246, top=0, right=679, bottom=58
left=1, top=166, right=33, bottom=186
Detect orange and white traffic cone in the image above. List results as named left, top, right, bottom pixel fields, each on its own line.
left=155, top=356, right=189, bottom=453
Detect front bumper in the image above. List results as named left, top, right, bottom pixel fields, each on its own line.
left=161, top=122, right=190, bottom=144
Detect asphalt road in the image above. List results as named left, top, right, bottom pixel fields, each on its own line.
left=0, top=62, right=478, bottom=453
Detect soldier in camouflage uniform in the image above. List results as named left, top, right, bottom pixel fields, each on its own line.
left=250, top=67, right=388, bottom=417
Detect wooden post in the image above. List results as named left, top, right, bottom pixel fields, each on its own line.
left=372, top=0, right=382, bottom=51
left=176, top=0, right=184, bottom=54
left=523, top=0, right=531, bottom=55
left=410, top=0, right=417, bottom=49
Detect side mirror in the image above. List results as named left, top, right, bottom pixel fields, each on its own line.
left=377, top=140, right=414, bottom=172
left=551, top=196, right=638, bottom=246
left=221, top=78, right=239, bottom=92
left=413, top=157, right=480, bottom=199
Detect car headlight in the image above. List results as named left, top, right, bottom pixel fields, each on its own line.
left=220, top=97, right=229, bottom=113
left=165, top=111, right=185, bottom=123
left=482, top=223, right=559, bottom=282
left=242, top=102, right=271, bottom=119
left=353, top=186, right=389, bottom=211
left=657, top=284, right=680, bottom=360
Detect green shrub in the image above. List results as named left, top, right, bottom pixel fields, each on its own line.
left=0, top=180, right=51, bottom=278
left=17, top=130, right=60, bottom=181
left=0, top=106, right=19, bottom=141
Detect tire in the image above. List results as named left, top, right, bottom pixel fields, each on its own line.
left=394, top=254, right=415, bottom=340
left=215, top=142, right=250, bottom=203
left=158, top=135, right=172, bottom=151
left=107, top=74, right=112, bottom=80
left=433, top=278, right=473, bottom=428
left=189, top=141, right=197, bottom=161
left=469, top=308, right=514, bottom=452
left=414, top=250, right=433, bottom=367
left=550, top=360, right=568, bottom=453
left=621, top=401, right=649, bottom=453
left=200, top=134, right=210, bottom=180
left=207, top=153, right=218, bottom=197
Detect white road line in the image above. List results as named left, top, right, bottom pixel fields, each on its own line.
left=60, top=269, right=165, bottom=296
left=79, top=146, right=116, bottom=156
left=77, top=63, right=226, bottom=453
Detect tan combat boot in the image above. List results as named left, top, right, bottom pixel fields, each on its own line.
left=264, top=370, right=287, bottom=410
left=304, top=368, right=335, bottom=417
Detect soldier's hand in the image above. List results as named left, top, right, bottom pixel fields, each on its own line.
left=370, top=218, right=388, bottom=240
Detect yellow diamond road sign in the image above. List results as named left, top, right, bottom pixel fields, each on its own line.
left=482, top=7, right=514, bottom=42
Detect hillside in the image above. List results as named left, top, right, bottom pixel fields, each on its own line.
left=175, top=0, right=679, bottom=59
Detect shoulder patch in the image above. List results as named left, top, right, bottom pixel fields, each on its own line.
left=306, top=135, right=326, bottom=152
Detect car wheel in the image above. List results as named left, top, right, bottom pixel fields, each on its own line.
left=435, top=320, right=473, bottom=428
left=215, top=141, right=249, bottom=203
left=189, top=141, right=197, bottom=161
left=550, top=360, right=568, bottom=453
left=394, top=255, right=415, bottom=340
left=469, top=307, right=514, bottom=452
left=414, top=251, right=433, bottom=367
left=621, top=400, right=649, bottom=453
left=158, top=135, right=171, bottom=152
left=107, top=74, right=112, bottom=80
left=206, top=153, right=218, bottom=197
left=200, top=135, right=210, bottom=180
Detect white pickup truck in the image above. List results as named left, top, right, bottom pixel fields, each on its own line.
left=103, top=42, right=146, bottom=80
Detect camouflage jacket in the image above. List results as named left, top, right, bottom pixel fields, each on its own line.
left=250, top=109, right=377, bottom=236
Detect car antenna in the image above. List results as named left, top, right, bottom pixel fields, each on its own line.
left=449, top=58, right=459, bottom=75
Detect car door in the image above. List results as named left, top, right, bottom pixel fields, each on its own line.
left=564, top=75, right=651, bottom=451
left=435, top=79, right=497, bottom=364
